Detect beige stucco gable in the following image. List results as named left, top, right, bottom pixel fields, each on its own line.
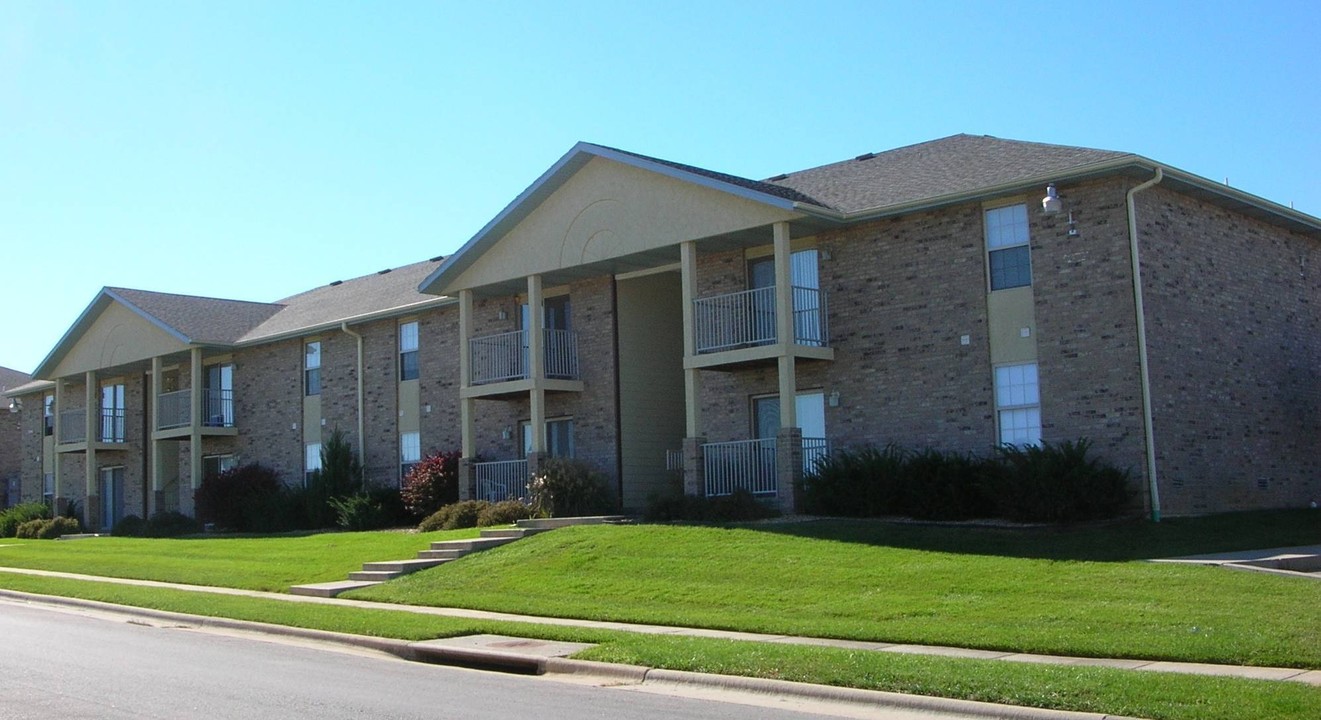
left=50, top=301, right=190, bottom=378
left=447, top=156, right=802, bottom=292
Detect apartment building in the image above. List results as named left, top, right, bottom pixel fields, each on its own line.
left=6, top=134, right=1318, bottom=524
left=1, top=366, right=30, bottom=507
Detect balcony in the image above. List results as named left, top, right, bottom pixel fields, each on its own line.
left=690, top=286, right=831, bottom=368
left=473, top=459, right=528, bottom=502
left=465, top=329, right=583, bottom=398
left=154, top=388, right=238, bottom=439
left=56, top=408, right=126, bottom=450
left=701, top=436, right=829, bottom=498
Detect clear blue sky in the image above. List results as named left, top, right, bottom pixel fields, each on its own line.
left=2, top=1, right=1318, bottom=374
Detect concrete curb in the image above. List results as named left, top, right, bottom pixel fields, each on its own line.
left=1, top=588, right=1142, bottom=720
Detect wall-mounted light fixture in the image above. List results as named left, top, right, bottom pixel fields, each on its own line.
left=828, top=391, right=841, bottom=408
left=1041, top=184, right=1063, bottom=214
left=501, top=426, right=512, bottom=440
left=7, top=398, right=21, bottom=413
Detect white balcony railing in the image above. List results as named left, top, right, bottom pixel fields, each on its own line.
left=99, top=408, right=125, bottom=443
left=469, top=329, right=579, bottom=385
left=693, top=285, right=828, bottom=354
left=204, top=388, right=234, bottom=427
left=703, top=438, right=777, bottom=497
left=473, top=459, right=528, bottom=502
left=802, top=436, right=830, bottom=475
left=58, top=409, right=86, bottom=444
left=157, top=389, right=190, bottom=430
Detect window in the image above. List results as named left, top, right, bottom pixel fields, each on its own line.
left=304, top=342, right=321, bottom=396
left=399, top=322, right=419, bottom=381
left=204, top=364, right=234, bottom=427
left=521, top=418, right=574, bottom=458
left=986, top=204, right=1032, bottom=290
left=203, top=454, right=238, bottom=481
left=995, top=362, right=1042, bottom=446
left=400, top=431, right=421, bottom=480
left=43, top=394, right=54, bottom=436
left=100, top=383, right=125, bottom=443
left=304, top=442, right=322, bottom=484
left=98, top=466, right=125, bottom=531
left=43, top=473, right=54, bottom=505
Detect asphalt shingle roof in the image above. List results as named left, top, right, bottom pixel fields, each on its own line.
left=108, top=288, right=284, bottom=345
left=0, top=366, right=31, bottom=393
left=765, top=134, right=1130, bottom=214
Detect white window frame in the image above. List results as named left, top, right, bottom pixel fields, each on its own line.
left=985, top=203, right=1032, bottom=291
left=994, top=362, right=1042, bottom=446
left=399, top=321, right=420, bottom=381
left=304, top=442, right=322, bottom=484
left=520, top=417, right=574, bottom=459
left=400, top=431, right=421, bottom=481
left=304, top=341, right=322, bottom=396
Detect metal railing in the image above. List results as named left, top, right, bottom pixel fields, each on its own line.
left=157, top=389, right=191, bottom=430
left=58, top=409, right=86, bottom=444
left=693, top=285, right=828, bottom=354
left=703, top=438, right=777, bottom=497
left=474, top=459, right=528, bottom=502
left=99, top=408, right=125, bottom=443
left=792, top=286, right=829, bottom=346
left=802, top=436, right=830, bottom=475
left=543, top=328, right=579, bottom=380
left=469, top=329, right=579, bottom=385
left=204, top=388, right=234, bottom=427
left=665, top=448, right=684, bottom=472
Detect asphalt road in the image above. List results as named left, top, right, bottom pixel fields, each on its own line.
left=0, top=599, right=952, bottom=720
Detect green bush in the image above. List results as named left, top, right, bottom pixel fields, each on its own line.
left=401, top=450, right=461, bottom=518
left=476, top=499, right=532, bottom=527
left=112, top=515, right=147, bottom=537
left=16, top=516, right=81, bottom=539
left=194, top=463, right=286, bottom=532
left=528, top=457, right=614, bottom=518
left=0, top=502, right=52, bottom=538
left=418, top=500, right=490, bottom=531
left=645, top=489, right=780, bottom=523
left=303, top=428, right=365, bottom=529
left=802, top=444, right=907, bottom=517
left=987, top=439, right=1135, bottom=523
left=800, top=438, right=1133, bottom=524
left=327, top=488, right=405, bottom=532
left=144, top=511, right=200, bottom=537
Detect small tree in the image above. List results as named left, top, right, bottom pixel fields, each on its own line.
left=303, top=428, right=363, bottom=528
left=401, top=450, right=461, bottom=518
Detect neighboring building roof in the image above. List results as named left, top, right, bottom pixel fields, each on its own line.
left=240, top=257, right=448, bottom=342
left=0, top=366, right=31, bottom=394
left=765, top=134, right=1130, bottom=214
left=3, top=378, right=52, bottom=399
left=31, top=257, right=451, bottom=380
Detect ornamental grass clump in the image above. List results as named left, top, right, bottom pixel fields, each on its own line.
left=527, top=457, right=614, bottom=518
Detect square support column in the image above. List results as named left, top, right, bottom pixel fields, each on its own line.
left=458, top=457, right=474, bottom=501
left=681, top=436, right=706, bottom=497
left=84, top=371, right=100, bottom=531
left=52, top=378, right=64, bottom=506
left=527, top=275, right=546, bottom=454
left=189, top=347, right=204, bottom=496
left=150, top=356, right=163, bottom=514
left=680, top=241, right=702, bottom=437
left=773, top=221, right=797, bottom=430
left=775, top=427, right=803, bottom=514
left=459, top=288, right=477, bottom=463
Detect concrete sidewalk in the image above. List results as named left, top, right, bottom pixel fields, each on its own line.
left=1, top=565, right=1317, bottom=687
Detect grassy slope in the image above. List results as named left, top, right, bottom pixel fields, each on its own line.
left=0, top=528, right=479, bottom=591
left=348, top=515, right=1321, bottom=668
left=0, top=571, right=1317, bottom=720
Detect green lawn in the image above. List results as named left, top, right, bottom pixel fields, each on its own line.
left=0, top=528, right=478, bottom=591
left=347, top=513, right=1321, bottom=669
left=0, top=571, right=1317, bottom=720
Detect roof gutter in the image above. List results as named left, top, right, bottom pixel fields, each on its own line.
left=1127, top=167, right=1165, bottom=522
left=235, top=296, right=456, bottom=348
left=340, top=322, right=367, bottom=488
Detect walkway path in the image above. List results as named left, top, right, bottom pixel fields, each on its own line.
left=1, top=565, right=1316, bottom=686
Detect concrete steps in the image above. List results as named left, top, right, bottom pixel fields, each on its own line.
left=289, top=516, right=631, bottom=598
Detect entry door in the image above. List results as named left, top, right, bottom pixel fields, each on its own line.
left=205, top=364, right=234, bottom=427
left=98, top=467, right=125, bottom=531
left=752, top=392, right=826, bottom=471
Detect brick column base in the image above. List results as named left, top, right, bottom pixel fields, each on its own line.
left=153, top=491, right=166, bottom=517
left=775, top=428, right=803, bottom=515
left=458, top=458, right=474, bottom=501
left=682, top=437, right=706, bottom=497
left=85, top=493, right=101, bottom=532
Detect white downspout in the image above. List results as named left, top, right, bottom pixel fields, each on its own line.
left=340, top=322, right=366, bottom=489
left=1127, top=167, right=1164, bottom=522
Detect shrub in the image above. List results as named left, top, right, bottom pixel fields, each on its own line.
left=899, top=448, right=995, bottom=521
left=528, top=457, right=614, bottom=518
left=0, top=502, right=52, bottom=538
left=144, top=511, right=200, bottom=537
left=418, top=500, right=489, bottom=532
left=112, top=515, right=147, bottom=537
left=801, top=444, right=907, bottom=517
left=304, top=428, right=365, bottom=529
left=645, top=489, right=780, bottom=523
left=16, top=516, right=81, bottom=539
left=987, top=439, right=1135, bottom=523
left=401, top=451, right=461, bottom=518
left=477, top=499, right=532, bottom=527
left=194, top=463, right=285, bottom=532
left=327, top=486, right=408, bottom=532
